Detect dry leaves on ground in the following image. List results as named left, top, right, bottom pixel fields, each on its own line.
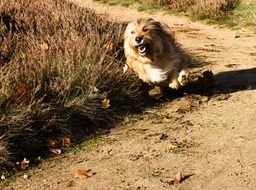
left=160, top=171, right=187, bottom=185
left=11, top=83, right=29, bottom=101
left=74, top=169, right=96, bottom=179
left=46, top=139, right=58, bottom=148
left=103, top=42, right=114, bottom=50
left=39, top=42, right=49, bottom=51
left=62, top=137, right=72, bottom=146
left=174, top=172, right=183, bottom=184
left=16, top=158, right=30, bottom=170
left=49, top=148, right=62, bottom=154
left=101, top=98, right=110, bottom=109
left=23, top=174, right=30, bottom=180
left=1, top=174, right=5, bottom=180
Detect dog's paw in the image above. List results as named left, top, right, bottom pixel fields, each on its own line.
left=169, top=80, right=180, bottom=90
left=178, top=70, right=189, bottom=86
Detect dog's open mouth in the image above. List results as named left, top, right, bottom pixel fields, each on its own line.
left=136, top=44, right=148, bottom=54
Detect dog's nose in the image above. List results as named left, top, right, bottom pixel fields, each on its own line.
left=135, top=36, right=143, bottom=43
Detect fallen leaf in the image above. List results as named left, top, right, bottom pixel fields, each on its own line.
left=161, top=172, right=193, bottom=185
left=40, top=42, right=49, bottom=51
left=103, top=42, right=113, bottom=50
left=174, top=172, right=183, bottom=184
left=123, top=64, right=128, bottom=73
left=11, top=83, right=29, bottom=101
left=93, top=87, right=99, bottom=93
left=101, top=98, right=110, bottom=109
left=16, top=158, right=30, bottom=170
left=74, top=169, right=96, bottom=179
left=23, top=174, right=29, bottom=180
left=46, top=139, right=58, bottom=148
left=49, top=148, right=62, bottom=154
left=62, top=137, right=72, bottom=146
left=1, top=174, right=5, bottom=180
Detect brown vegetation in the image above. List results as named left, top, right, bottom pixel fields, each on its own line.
left=138, top=0, right=240, bottom=19
left=0, top=0, right=147, bottom=173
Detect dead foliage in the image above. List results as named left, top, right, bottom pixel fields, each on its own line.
left=74, top=169, right=96, bottom=179
left=0, top=0, right=147, bottom=173
left=138, top=0, right=240, bottom=20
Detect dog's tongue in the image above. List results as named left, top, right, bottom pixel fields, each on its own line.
left=138, top=45, right=146, bottom=53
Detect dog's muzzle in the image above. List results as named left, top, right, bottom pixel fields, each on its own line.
left=135, top=41, right=149, bottom=55
left=134, top=36, right=148, bottom=54
left=137, top=44, right=147, bottom=54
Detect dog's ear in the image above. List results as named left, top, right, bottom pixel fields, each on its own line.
left=160, top=23, right=176, bottom=42
left=153, top=22, right=176, bottom=57
left=124, top=21, right=133, bottom=39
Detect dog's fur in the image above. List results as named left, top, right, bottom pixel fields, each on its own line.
left=124, top=18, right=189, bottom=89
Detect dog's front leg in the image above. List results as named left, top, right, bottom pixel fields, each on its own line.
left=168, top=79, right=181, bottom=90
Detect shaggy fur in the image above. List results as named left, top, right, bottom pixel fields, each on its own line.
left=124, top=18, right=189, bottom=89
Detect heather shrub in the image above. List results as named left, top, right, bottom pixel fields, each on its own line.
left=190, top=0, right=240, bottom=20
left=136, top=0, right=240, bottom=19
left=0, top=0, right=146, bottom=172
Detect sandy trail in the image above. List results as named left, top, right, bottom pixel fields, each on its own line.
left=4, top=0, right=256, bottom=190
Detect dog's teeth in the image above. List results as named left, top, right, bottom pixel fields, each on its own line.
left=138, top=46, right=146, bottom=53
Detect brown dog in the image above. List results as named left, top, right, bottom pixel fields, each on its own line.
left=124, top=18, right=189, bottom=90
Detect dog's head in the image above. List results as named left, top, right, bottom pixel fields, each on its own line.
left=124, top=18, right=173, bottom=60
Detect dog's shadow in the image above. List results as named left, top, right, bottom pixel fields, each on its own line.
left=163, top=68, right=256, bottom=99
left=214, top=68, right=256, bottom=92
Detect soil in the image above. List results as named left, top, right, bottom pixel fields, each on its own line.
left=2, top=0, right=256, bottom=189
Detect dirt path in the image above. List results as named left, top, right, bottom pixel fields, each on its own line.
left=4, top=1, right=256, bottom=190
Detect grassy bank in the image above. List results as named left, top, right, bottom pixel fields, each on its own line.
left=95, top=0, right=256, bottom=29
left=0, top=0, right=149, bottom=174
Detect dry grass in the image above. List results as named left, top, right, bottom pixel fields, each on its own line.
left=138, top=0, right=240, bottom=19
left=98, top=0, right=241, bottom=21
left=189, top=0, right=240, bottom=20
left=0, top=0, right=148, bottom=173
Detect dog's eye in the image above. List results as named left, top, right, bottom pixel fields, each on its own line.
left=142, top=28, right=148, bottom=32
left=131, top=31, right=135, bottom=34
